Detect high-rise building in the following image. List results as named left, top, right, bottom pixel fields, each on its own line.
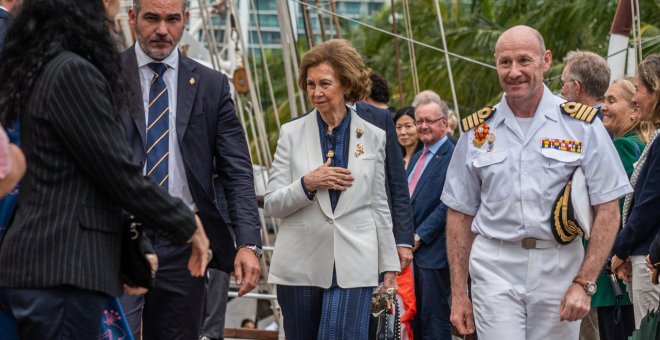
left=198, top=0, right=388, bottom=50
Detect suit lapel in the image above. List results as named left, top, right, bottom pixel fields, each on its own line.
left=176, top=55, right=199, bottom=143
left=123, top=46, right=147, bottom=149
left=411, top=141, right=451, bottom=201
left=333, top=111, right=363, bottom=218
left=305, top=113, right=333, bottom=218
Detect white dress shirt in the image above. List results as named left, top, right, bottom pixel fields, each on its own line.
left=135, top=46, right=196, bottom=211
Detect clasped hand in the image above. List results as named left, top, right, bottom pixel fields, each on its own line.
left=303, top=158, right=354, bottom=192
left=611, top=255, right=632, bottom=283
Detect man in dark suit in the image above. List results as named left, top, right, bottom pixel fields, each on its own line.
left=356, top=101, right=414, bottom=269
left=0, top=0, right=210, bottom=338
left=0, top=0, right=19, bottom=53
left=119, top=0, right=262, bottom=338
left=407, top=98, right=454, bottom=339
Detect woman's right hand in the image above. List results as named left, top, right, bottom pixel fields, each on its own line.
left=381, top=271, right=398, bottom=293
left=303, top=158, right=354, bottom=192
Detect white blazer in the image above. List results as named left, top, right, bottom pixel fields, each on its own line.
left=265, top=110, right=400, bottom=288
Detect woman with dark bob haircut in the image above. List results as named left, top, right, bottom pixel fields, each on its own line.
left=611, top=54, right=660, bottom=328
left=0, top=0, right=209, bottom=338
left=393, top=106, right=423, bottom=169
left=265, top=39, right=399, bottom=339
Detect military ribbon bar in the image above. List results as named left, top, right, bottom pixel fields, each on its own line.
left=541, top=137, right=582, bottom=153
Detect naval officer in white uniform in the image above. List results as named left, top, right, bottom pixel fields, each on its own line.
left=442, top=25, right=633, bottom=340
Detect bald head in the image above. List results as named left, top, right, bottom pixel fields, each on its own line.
left=496, top=25, right=546, bottom=57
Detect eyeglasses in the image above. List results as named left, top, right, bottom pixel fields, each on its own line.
left=415, top=116, right=445, bottom=126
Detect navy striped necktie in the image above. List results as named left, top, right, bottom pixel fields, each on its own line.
left=146, top=62, right=169, bottom=189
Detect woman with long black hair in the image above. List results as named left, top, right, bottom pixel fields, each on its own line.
left=0, top=1, right=209, bottom=338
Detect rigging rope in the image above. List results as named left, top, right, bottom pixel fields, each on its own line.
left=249, top=0, right=282, bottom=129
left=287, top=0, right=497, bottom=70
left=434, top=0, right=459, bottom=116
left=402, top=0, right=420, bottom=95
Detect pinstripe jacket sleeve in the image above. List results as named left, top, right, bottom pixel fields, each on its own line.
left=0, top=51, right=196, bottom=296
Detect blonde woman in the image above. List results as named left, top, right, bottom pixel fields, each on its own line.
left=612, top=54, right=660, bottom=328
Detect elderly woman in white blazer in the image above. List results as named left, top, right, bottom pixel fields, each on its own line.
left=264, top=39, right=400, bottom=340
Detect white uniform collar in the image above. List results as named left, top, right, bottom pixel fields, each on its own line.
left=492, top=85, right=559, bottom=128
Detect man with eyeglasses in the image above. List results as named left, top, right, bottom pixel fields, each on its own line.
left=561, top=51, right=610, bottom=110
left=407, top=96, right=455, bottom=339
left=561, top=50, right=630, bottom=340
left=442, top=25, right=631, bottom=340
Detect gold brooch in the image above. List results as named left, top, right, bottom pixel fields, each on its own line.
left=486, top=133, right=496, bottom=152
left=189, top=77, right=196, bottom=85
left=356, top=128, right=364, bottom=138
left=326, top=150, right=335, bottom=159
left=355, top=143, right=364, bottom=158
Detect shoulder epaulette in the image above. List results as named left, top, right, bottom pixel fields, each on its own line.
left=460, top=106, right=496, bottom=132
left=560, top=102, right=598, bottom=123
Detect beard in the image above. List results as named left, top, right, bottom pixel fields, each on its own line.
left=135, top=24, right=179, bottom=61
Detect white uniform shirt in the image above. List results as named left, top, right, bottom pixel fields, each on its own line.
left=441, top=86, right=632, bottom=241
left=135, top=46, right=196, bottom=211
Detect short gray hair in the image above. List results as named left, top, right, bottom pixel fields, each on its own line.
left=564, top=50, right=610, bottom=100
left=133, top=0, right=188, bottom=15
left=412, top=90, right=442, bottom=108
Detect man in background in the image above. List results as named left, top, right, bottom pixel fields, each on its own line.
left=561, top=50, right=636, bottom=340
left=408, top=97, right=455, bottom=339
left=0, top=0, right=19, bottom=53
left=363, top=73, right=396, bottom=116
left=561, top=51, right=610, bottom=109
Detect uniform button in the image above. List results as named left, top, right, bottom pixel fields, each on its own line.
left=327, top=219, right=334, bottom=224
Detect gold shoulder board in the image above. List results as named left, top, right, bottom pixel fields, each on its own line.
left=460, top=106, right=496, bottom=132
left=560, top=102, right=599, bottom=123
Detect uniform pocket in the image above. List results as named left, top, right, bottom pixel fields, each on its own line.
left=540, top=149, right=581, bottom=197
left=472, top=151, right=507, bottom=168
left=540, top=148, right=581, bottom=163
left=472, top=151, right=509, bottom=202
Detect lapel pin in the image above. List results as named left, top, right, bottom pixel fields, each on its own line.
left=326, top=150, right=335, bottom=159
left=189, top=77, right=195, bottom=85
left=355, top=143, right=364, bottom=158
left=486, top=133, right=496, bottom=152
left=356, top=128, right=364, bottom=138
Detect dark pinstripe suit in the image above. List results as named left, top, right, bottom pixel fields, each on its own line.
left=0, top=51, right=197, bottom=298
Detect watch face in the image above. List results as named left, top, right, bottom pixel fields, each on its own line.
left=586, top=283, right=597, bottom=295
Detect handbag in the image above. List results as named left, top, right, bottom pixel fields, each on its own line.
left=371, top=287, right=401, bottom=340
left=120, top=215, right=155, bottom=289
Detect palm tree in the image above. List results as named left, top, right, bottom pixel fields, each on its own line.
left=245, top=0, right=660, bottom=160
left=344, top=0, right=657, bottom=115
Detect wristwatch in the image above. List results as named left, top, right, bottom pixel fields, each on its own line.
left=573, top=276, right=597, bottom=296
left=240, top=244, right=263, bottom=259
left=414, top=233, right=421, bottom=243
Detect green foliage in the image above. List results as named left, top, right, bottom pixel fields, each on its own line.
left=246, top=0, right=660, bottom=161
